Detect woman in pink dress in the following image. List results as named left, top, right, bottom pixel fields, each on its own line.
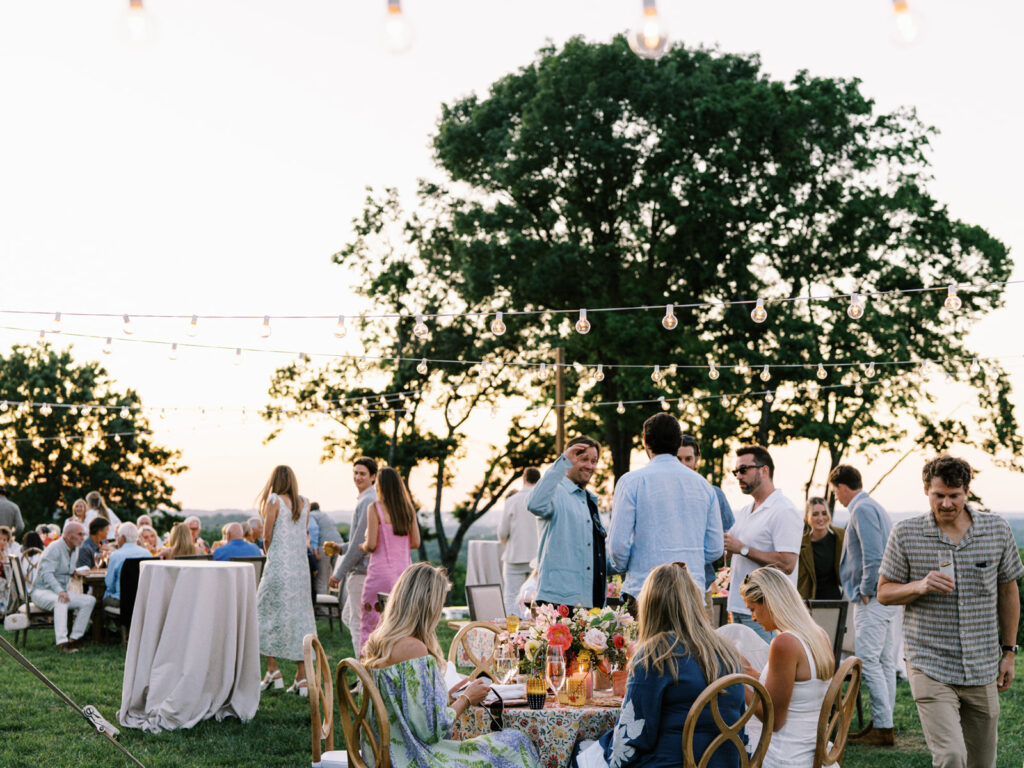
left=359, top=467, right=420, bottom=653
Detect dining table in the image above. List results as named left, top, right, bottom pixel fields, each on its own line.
left=118, top=560, right=261, bottom=733
left=69, top=568, right=107, bottom=642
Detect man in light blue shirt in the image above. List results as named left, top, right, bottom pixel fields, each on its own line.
left=677, top=434, right=735, bottom=593
left=104, top=522, right=152, bottom=607
left=609, top=414, right=723, bottom=608
left=211, top=522, right=262, bottom=561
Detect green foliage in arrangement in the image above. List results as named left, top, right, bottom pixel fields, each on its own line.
left=0, top=344, right=185, bottom=529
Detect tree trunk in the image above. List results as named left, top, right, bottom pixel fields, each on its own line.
left=432, top=455, right=449, bottom=565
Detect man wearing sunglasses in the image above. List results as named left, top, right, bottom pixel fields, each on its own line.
left=723, top=445, right=803, bottom=642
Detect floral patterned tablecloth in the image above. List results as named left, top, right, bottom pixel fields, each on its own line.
left=453, top=702, right=620, bottom=768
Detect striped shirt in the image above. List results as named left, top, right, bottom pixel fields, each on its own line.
left=880, top=510, right=1024, bottom=686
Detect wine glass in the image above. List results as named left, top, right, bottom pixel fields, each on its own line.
left=545, top=647, right=566, bottom=698
left=495, top=649, right=518, bottom=685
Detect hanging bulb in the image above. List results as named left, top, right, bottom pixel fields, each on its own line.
left=36, top=330, right=46, bottom=346
left=720, top=395, right=729, bottom=407
left=490, top=311, right=506, bottom=336
left=759, top=365, right=771, bottom=383
left=708, top=363, right=720, bottom=381
left=616, top=401, right=626, bottom=415
left=490, top=405, right=499, bottom=418
left=854, top=383, right=864, bottom=396
left=847, top=293, right=865, bottom=320
left=765, top=391, right=774, bottom=404
left=50, top=312, right=62, bottom=334
left=750, top=298, right=768, bottom=324
left=661, top=303, right=678, bottom=330
left=260, top=315, right=272, bottom=339
left=122, top=314, right=134, bottom=335
left=659, top=396, right=669, bottom=411
left=816, top=363, right=828, bottom=380
left=379, top=395, right=388, bottom=409
left=40, top=404, right=52, bottom=416
left=865, top=361, right=876, bottom=378
left=120, top=406, right=130, bottom=418
left=168, top=342, right=178, bottom=361
left=970, top=357, right=981, bottom=376
left=413, top=314, right=429, bottom=339
left=234, top=348, right=243, bottom=366
left=334, top=315, right=348, bottom=339
left=891, top=0, right=921, bottom=45
left=382, top=0, right=415, bottom=54
left=628, top=0, right=670, bottom=60
left=356, top=355, right=369, bottom=372
left=574, top=308, right=591, bottom=335
left=594, top=364, right=605, bottom=382
left=187, top=314, right=199, bottom=337
left=416, top=358, right=428, bottom=375
left=102, top=337, right=113, bottom=355
left=943, top=284, right=962, bottom=311
left=651, top=365, right=662, bottom=384
left=69, top=406, right=78, bottom=415
left=121, top=0, right=157, bottom=46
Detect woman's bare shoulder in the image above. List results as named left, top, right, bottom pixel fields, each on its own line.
left=388, top=637, right=430, bottom=664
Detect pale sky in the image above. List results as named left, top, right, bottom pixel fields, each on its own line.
left=1, top=0, right=1022, bottom=519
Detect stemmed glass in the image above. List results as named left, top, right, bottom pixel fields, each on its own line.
left=545, top=647, right=566, bottom=699
left=495, top=648, right=519, bottom=685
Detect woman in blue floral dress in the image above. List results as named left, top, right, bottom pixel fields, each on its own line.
left=362, top=561, right=540, bottom=768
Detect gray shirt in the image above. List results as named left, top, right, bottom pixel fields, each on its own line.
left=310, top=509, right=344, bottom=545
left=0, top=497, right=24, bottom=537
left=332, top=487, right=376, bottom=580
left=33, top=538, right=78, bottom=595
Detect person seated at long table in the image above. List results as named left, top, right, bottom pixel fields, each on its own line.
left=104, top=523, right=152, bottom=608
left=575, top=562, right=747, bottom=768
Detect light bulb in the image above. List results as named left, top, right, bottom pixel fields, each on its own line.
left=847, top=293, right=865, bottom=320
left=40, top=404, right=52, bottom=416
left=854, top=383, right=864, bottom=396
left=0, top=401, right=7, bottom=412
left=335, top=315, right=348, bottom=339
left=759, top=365, right=771, bottom=382
left=720, top=395, right=729, bottom=407
left=187, top=314, right=199, bottom=337
left=416, top=358, right=428, bottom=375
left=661, top=303, right=678, bottom=330
left=750, top=298, right=768, bottom=323
left=69, top=406, right=78, bottom=415
left=616, top=401, right=625, bottom=415
left=260, top=315, right=272, bottom=339
left=234, top=348, right=243, bottom=366
left=491, top=311, right=506, bottom=336
left=122, top=314, right=134, bottom=335
left=50, top=312, right=62, bottom=334
left=865, top=361, right=876, bottom=378
left=379, top=395, right=388, bottom=409
left=168, top=343, right=178, bottom=361
left=382, top=0, right=414, bottom=54
left=708, top=363, right=719, bottom=381
left=36, top=330, right=46, bottom=346
left=651, top=365, right=662, bottom=384
left=490, top=405, right=499, bottom=418
left=594, top=364, right=605, bottom=382
left=413, top=314, right=429, bottom=339
left=816, top=363, right=828, bottom=380
left=628, top=0, right=670, bottom=60
left=943, top=284, right=962, bottom=311
left=356, top=355, right=369, bottom=372
left=574, top=308, right=591, bottom=335
left=659, top=396, right=669, bottom=411
left=103, top=337, right=113, bottom=355
left=538, top=363, right=548, bottom=380
left=765, top=392, right=774, bottom=403
left=121, top=0, right=157, bottom=46
left=120, top=406, right=130, bottom=418
left=891, top=0, right=921, bottom=45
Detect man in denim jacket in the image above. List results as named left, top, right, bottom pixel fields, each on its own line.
left=528, top=436, right=606, bottom=609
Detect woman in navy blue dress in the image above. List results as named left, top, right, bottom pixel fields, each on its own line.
left=576, top=562, right=747, bottom=768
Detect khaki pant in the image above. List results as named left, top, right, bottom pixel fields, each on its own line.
left=342, top=573, right=366, bottom=651
left=907, top=666, right=999, bottom=768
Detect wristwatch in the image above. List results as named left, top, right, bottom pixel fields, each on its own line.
left=739, top=544, right=750, bottom=558
left=1002, top=645, right=1019, bottom=654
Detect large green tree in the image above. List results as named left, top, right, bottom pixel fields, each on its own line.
left=415, top=36, right=1019, bottom=487
left=0, top=344, right=186, bottom=528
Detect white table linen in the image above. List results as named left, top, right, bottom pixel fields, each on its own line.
left=465, top=540, right=504, bottom=589
left=119, top=561, right=261, bottom=733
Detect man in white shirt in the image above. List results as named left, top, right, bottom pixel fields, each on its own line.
left=497, top=468, right=540, bottom=617
left=724, top=445, right=803, bottom=643
left=31, top=520, right=95, bottom=653
left=329, top=457, right=378, bottom=649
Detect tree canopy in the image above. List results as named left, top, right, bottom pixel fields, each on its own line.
left=0, top=344, right=186, bottom=528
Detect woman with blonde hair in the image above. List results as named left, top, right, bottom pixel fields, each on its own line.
left=70, top=498, right=87, bottom=524
left=255, top=465, right=316, bottom=695
left=575, top=562, right=746, bottom=768
left=159, top=522, right=196, bottom=559
left=362, top=561, right=540, bottom=768
left=739, top=566, right=836, bottom=768
left=137, top=524, right=160, bottom=555
left=797, top=497, right=844, bottom=600
left=358, top=466, right=420, bottom=652
left=84, top=491, right=122, bottom=537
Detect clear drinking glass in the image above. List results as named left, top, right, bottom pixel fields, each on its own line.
left=545, top=647, right=566, bottom=698
left=505, top=614, right=520, bottom=635
left=495, top=650, right=518, bottom=685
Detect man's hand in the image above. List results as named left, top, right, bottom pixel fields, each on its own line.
left=997, top=653, right=1015, bottom=692
left=861, top=594, right=870, bottom=605
left=563, top=443, right=591, bottom=467
left=917, top=571, right=954, bottom=595
left=723, top=532, right=745, bottom=556
left=328, top=577, right=340, bottom=590
left=58, top=591, right=70, bottom=604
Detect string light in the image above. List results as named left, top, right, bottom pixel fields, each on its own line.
left=891, top=0, right=920, bottom=44
left=866, top=362, right=876, bottom=378
left=708, top=363, right=719, bottom=381
left=334, top=315, right=348, bottom=339
left=416, top=358, right=428, bottom=375
left=574, top=308, right=591, bottom=335
left=260, top=315, right=272, bottom=339
left=944, top=284, right=962, bottom=311
left=651, top=364, right=662, bottom=384
left=750, top=298, right=768, bottom=324
left=759, top=365, right=771, bottom=382
left=121, top=0, right=156, bottom=46
left=490, top=311, right=507, bottom=336
left=659, top=396, right=669, bottom=411
left=661, top=304, right=678, bottom=330
left=847, top=293, right=865, bottom=320
left=765, top=391, right=774, bottom=403
left=628, top=0, right=670, bottom=60
left=356, top=355, right=369, bottom=372
left=234, top=348, right=243, bottom=366
left=119, top=406, right=130, bottom=418
left=616, top=401, right=625, bottom=414
left=382, top=0, right=414, bottom=54
left=816, top=363, right=828, bottom=380
left=122, top=314, right=134, bottom=335
left=36, top=330, right=45, bottom=346
left=187, top=314, right=199, bottom=337
left=50, top=312, right=62, bottom=333
left=102, top=337, right=112, bottom=355
left=168, top=343, right=178, bottom=361
left=720, top=395, right=729, bottom=407
left=594, top=364, right=605, bottom=382
left=413, top=314, right=429, bottom=339
left=854, top=383, right=864, bottom=396
left=39, top=404, right=52, bottom=416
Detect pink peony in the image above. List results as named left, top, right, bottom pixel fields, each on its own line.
left=546, top=623, right=572, bottom=652
left=557, top=604, right=570, bottom=617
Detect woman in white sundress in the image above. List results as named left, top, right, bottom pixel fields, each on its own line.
left=255, top=465, right=317, bottom=696
left=739, top=567, right=837, bottom=768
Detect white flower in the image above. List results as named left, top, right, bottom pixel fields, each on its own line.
left=582, top=628, right=608, bottom=653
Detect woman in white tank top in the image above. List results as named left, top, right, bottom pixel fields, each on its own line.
left=738, top=567, right=837, bottom=768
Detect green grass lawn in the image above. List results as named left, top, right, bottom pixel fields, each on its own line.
left=1, top=622, right=1022, bottom=768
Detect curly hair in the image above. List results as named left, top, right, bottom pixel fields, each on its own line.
left=922, top=455, right=973, bottom=490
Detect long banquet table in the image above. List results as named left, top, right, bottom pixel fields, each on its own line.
left=118, top=560, right=261, bottom=733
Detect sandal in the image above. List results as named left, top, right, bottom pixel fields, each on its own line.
left=260, top=670, right=283, bottom=691
left=287, top=679, right=308, bottom=697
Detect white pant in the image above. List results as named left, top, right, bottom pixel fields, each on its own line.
left=314, top=546, right=335, bottom=597
left=32, top=589, right=96, bottom=645
left=854, top=597, right=900, bottom=729
left=342, top=573, right=366, bottom=651
left=502, top=562, right=532, bottom=618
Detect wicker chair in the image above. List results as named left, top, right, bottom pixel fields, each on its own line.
left=813, top=656, right=862, bottom=768
left=336, top=657, right=390, bottom=768
left=446, top=620, right=501, bottom=681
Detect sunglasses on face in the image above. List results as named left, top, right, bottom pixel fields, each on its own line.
left=732, top=464, right=763, bottom=476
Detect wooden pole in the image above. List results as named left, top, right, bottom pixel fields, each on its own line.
left=555, top=347, right=565, bottom=454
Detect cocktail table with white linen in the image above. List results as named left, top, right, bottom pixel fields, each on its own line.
left=118, top=560, right=261, bottom=733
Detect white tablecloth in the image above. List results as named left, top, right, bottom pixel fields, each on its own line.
left=119, top=561, right=261, bottom=733
left=465, top=540, right=504, bottom=588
